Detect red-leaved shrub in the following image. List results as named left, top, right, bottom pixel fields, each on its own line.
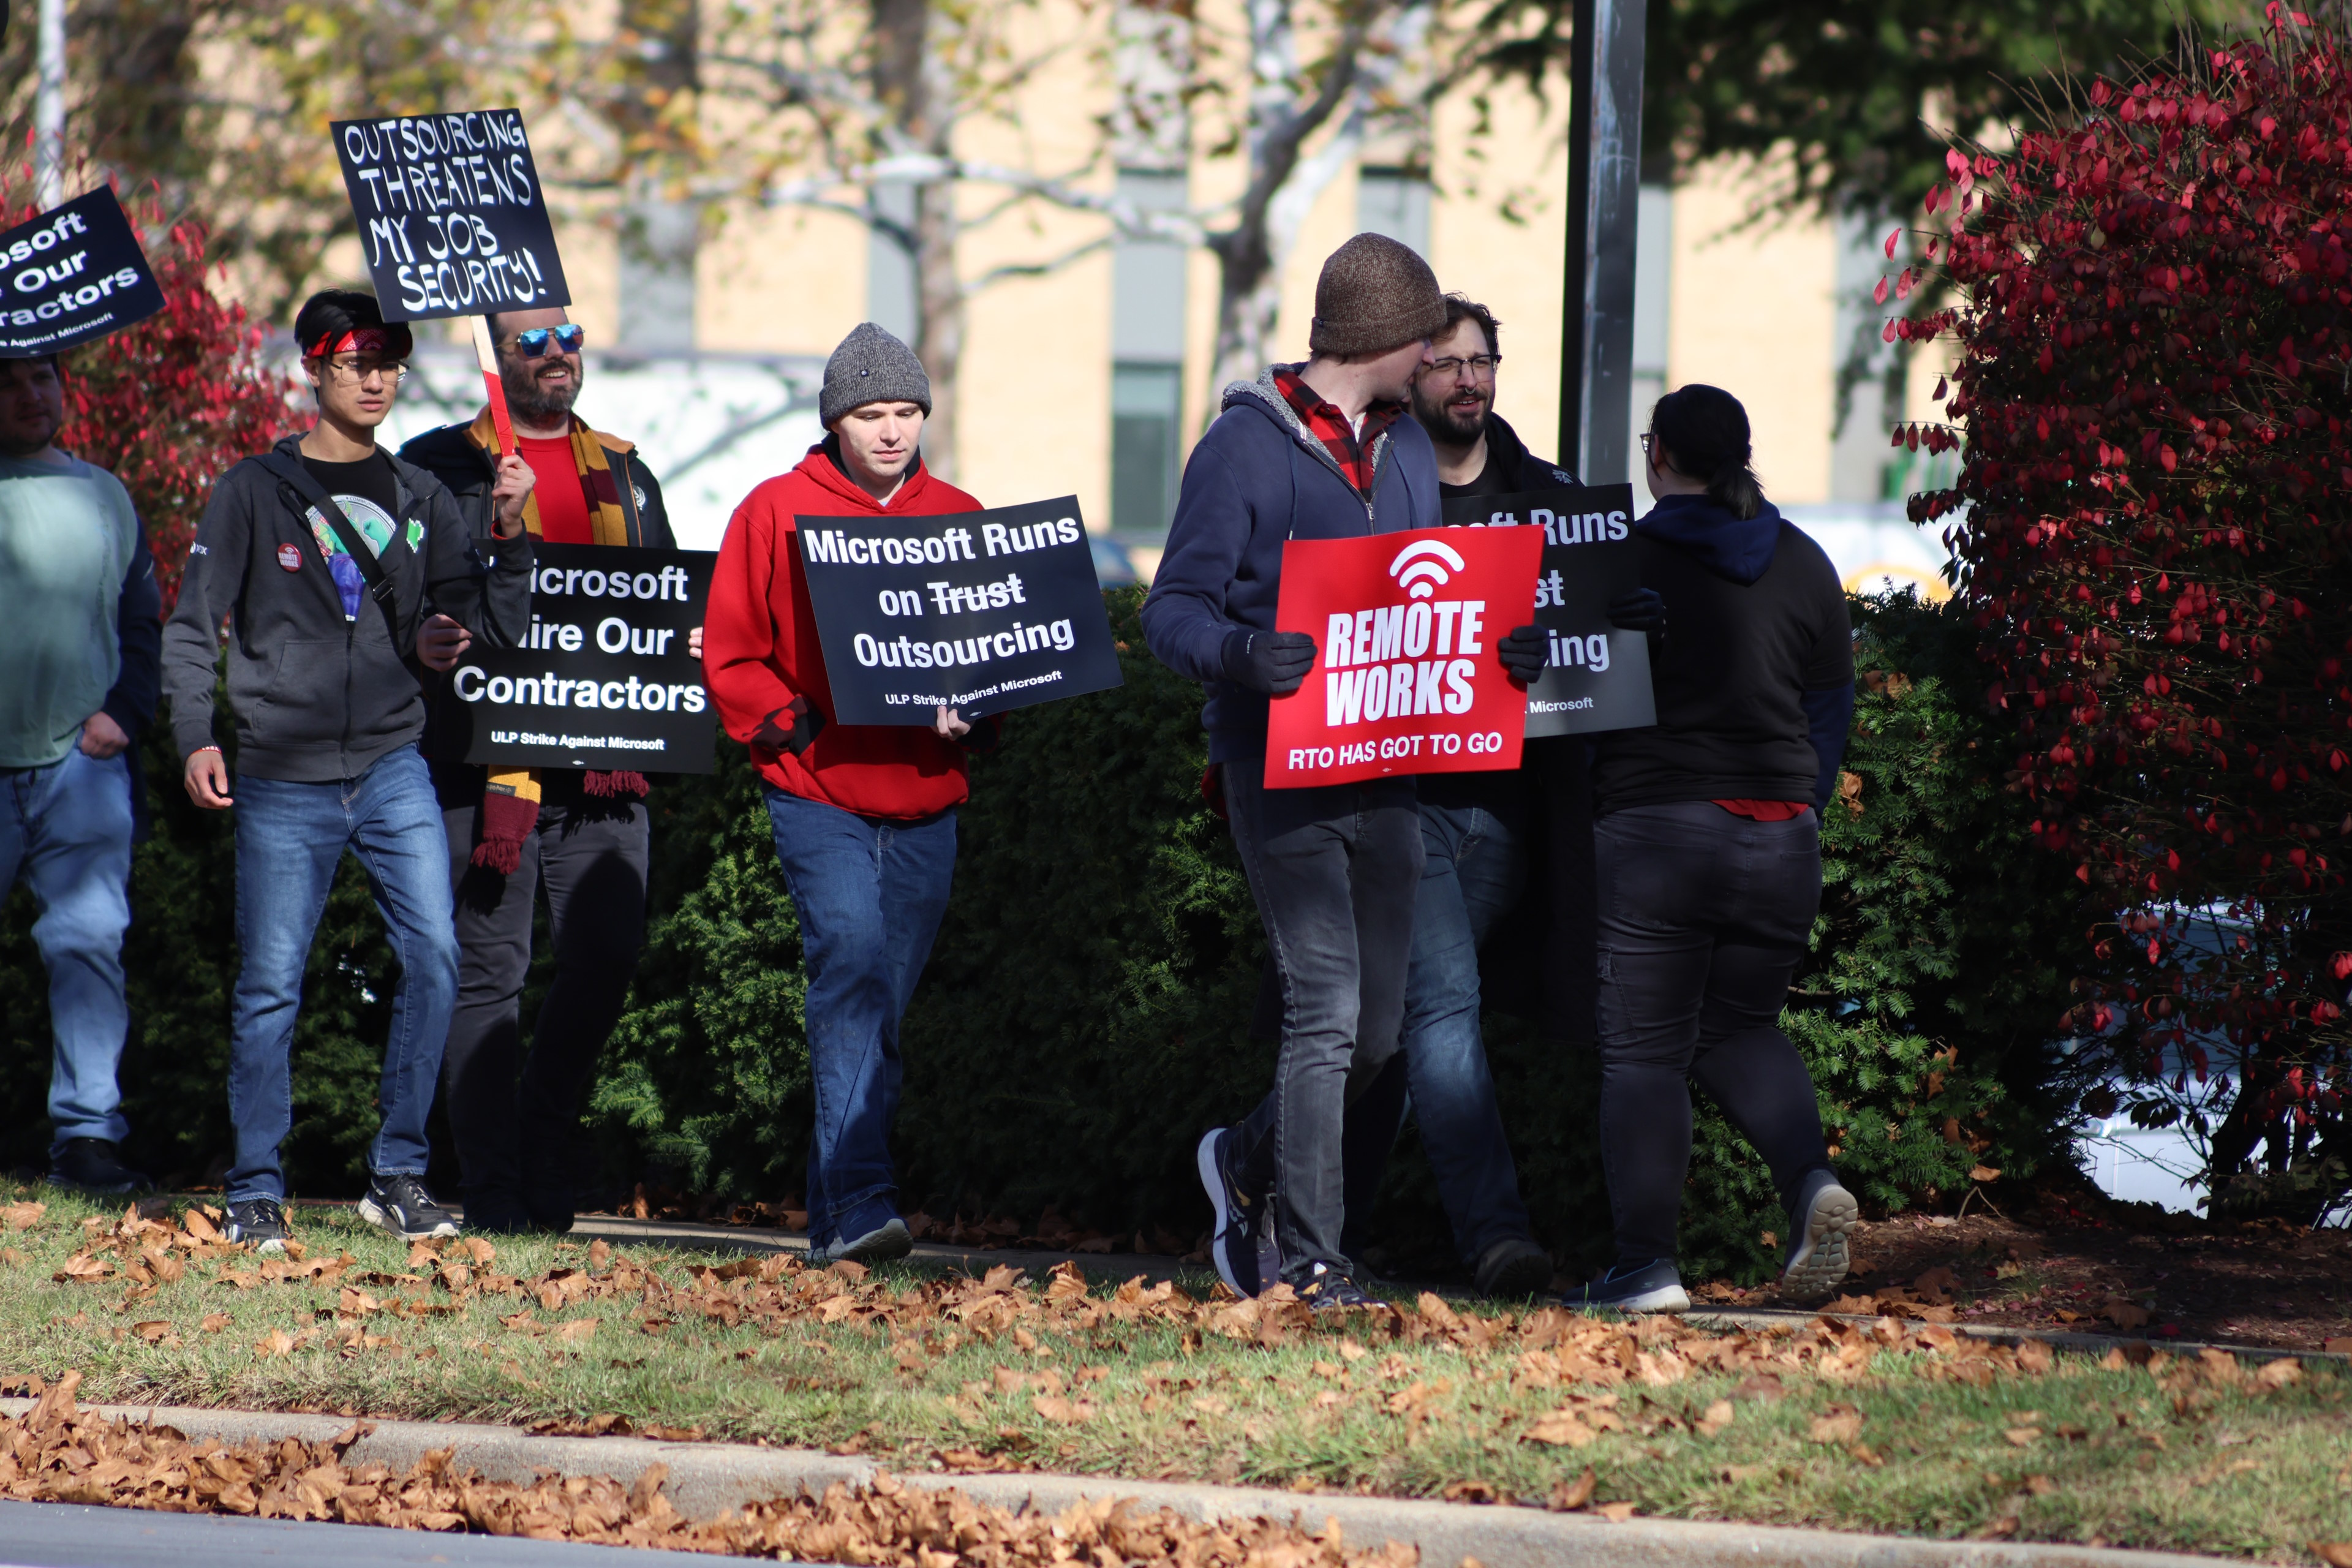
left=4, top=173, right=293, bottom=609
left=1903, top=9, right=2352, bottom=1217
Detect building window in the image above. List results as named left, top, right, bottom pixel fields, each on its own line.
left=1356, top=166, right=1431, bottom=256
left=1112, top=361, right=1183, bottom=532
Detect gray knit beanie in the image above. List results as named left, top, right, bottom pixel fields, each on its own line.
left=1308, top=233, right=1447, bottom=358
left=820, top=322, right=933, bottom=426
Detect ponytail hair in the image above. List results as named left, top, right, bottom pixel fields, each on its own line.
left=1648, top=383, right=1765, bottom=520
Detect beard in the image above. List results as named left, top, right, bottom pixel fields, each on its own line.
left=503, top=358, right=581, bottom=425
left=1411, top=383, right=1490, bottom=447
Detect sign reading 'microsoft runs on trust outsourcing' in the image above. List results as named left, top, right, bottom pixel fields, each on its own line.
left=439, top=543, right=718, bottom=772
left=794, top=496, right=1125, bottom=724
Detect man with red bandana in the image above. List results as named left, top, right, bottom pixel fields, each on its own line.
left=161, top=289, right=536, bottom=1253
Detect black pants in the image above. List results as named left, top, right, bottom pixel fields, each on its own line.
left=1223, top=755, right=1422, bottom=1279
left=437, top=771, right=649, bottom=1213
left=1593, top=801, right=1833, bottom=1266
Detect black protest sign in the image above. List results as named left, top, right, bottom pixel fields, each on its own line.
left=796, top=496, right=1125, bottom=725
left=0, top=187, right=166, bottom=358
left=442, top=543, right=717, bottom=772
left=330, top=109, right=569, bottom=323
left=1442, top=484, right=1656, bottom=737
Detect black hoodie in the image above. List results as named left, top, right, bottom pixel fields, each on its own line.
left=162, top=435, right=533, bottom=782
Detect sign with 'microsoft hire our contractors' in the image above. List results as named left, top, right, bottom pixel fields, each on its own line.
left=0, top=187, right=167, bottom=357
left=440, top=543, right=717, bottom=772
left=794, top=496, right=1125, bottom=724
left=1263, top=526, right=1542, bottom=788
left=1442, top=483, right=1655, bottom=738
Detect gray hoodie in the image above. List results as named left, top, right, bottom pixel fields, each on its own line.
left=162, top=435, right=533, bottom=782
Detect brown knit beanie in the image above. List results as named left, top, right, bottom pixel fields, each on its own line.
left=1308, top=233, right=1446, bottom=358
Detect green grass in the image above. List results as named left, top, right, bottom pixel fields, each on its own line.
left=4, top=1189, right=2350, bottom=1560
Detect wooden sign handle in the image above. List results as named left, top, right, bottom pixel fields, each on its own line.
left=471, top=315, right=514, bottom=458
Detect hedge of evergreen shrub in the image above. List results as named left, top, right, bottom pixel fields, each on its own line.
left=2, top=589, right=2085, bottom=1280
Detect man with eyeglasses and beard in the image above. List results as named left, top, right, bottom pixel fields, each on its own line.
left=163, top=288, right=537, bottom=1251
left=400, top=309, right=688, bottom=1236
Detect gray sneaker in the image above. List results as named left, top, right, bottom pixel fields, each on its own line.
left=1781, top=1169, right=1858, bottom=1300
left=810, top=1216, right=911, bottom=1268
left=224, top=1196, right=292, bottom=1254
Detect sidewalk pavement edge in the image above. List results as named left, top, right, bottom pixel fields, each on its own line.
left=0, top=1397, right=2242, bottom=1568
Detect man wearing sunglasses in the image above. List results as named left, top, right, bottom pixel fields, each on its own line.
left=400, top=307, right=682, bottom=1236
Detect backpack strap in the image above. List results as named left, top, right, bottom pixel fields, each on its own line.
left=254, top=451, right=414, bottom=646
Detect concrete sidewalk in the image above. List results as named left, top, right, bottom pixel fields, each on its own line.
left=1, top=1397, right=2247, bottom=1568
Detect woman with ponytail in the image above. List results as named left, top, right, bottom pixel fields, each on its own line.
left=1572, top=383, right=1859, bottom=1313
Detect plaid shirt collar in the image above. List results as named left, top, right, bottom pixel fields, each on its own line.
left=1272, top=367, right=1402, bottom=501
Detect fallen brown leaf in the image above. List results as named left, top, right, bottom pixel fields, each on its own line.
left=1695, top=1398, right=1734, bottom=1438
left=1548, top=1468, right=1597, bottom=1511
left=1809, top=1403, right=1864, bottom=1445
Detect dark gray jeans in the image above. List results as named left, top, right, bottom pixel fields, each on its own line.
left=438, top=772, right=649, bottom=1213
left=1593, top=800, right=1833, bottom=1266
left=1223, top=755, right=1422, bottom=1280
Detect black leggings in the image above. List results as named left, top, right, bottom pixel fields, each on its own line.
left=1592, top=801, right=1833, bottom=1265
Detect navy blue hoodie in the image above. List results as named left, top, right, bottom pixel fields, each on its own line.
left=1141, top=367, right=1442, bottom=761
left=1591, top=493, right=1854, bottom=814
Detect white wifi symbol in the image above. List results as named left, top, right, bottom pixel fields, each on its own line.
left=1389, top=539, right=1466, bottom=600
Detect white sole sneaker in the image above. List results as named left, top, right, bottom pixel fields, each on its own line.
left=356, top=1196, right=459, bottom=1241
left=816, top=1217, right=911, bottom=1267
left=1782, top=1181, right=1859, bottom=1300
left=1196, top=1129, right=1249, bottom=1297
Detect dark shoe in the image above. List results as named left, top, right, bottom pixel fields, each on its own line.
left=47, top=1138, right=152, bottom=1196
left=1292, top=1261, right=1389, bottom=1312
left=1781, top=1169, right=1858, bottom=1301
left=461, top=1190, right=535, bottom=1236
left=1569, top=1258, right=1689, bottom=1314
left=1473, top=1237, right=1555, bottom=1298
left=225, top=1197, right=292, bottom=1254
left=358, top=1174, right=461, bottom=1240
left=1197, top=1126, right=1275, bottom=1298
left=810, top=1216, right=911, bottom=1267
left=523, top=1188, right=575, bottom=1235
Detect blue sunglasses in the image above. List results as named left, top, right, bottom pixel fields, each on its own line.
left=512, top=324, right=584, bottom=358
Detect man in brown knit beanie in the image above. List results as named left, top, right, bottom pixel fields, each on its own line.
left=1145, top=231, right=1497, bottom=1312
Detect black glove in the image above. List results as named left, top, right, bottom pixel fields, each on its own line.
left=752, top=695, right=825, bottom=756
left=1498, top=624, right=1549, bottom=684
left=1609, top=587, right=1667, bottom=635
left=1221, top=629, right=1317, bottom=695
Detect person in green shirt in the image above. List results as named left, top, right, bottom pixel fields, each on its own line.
left=0, top=352, right=161, bottom=1195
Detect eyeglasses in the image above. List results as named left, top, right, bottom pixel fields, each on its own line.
left=511, top=324, right=585, bottom=358
left=321, top=356, right=407, bottom=386
left=1428, top=353, right=1499, bottom=380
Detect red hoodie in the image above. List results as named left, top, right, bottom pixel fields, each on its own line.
left=706, top=442, right=986, bottom=818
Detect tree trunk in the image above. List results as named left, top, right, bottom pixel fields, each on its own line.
left=871, top=0, right=964, bottom=480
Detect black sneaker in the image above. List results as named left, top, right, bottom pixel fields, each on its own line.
left=358, top=1174, right=461, bottom=1240
left=47, top=1138, right=153, bottom=1196
left=1292, top=1261, right=1388, bottom=1313
left=1473, top=1237, right=1555, bottom=1298
left=225, top=1197, right=292, bottom=1254
left=1569, top=1258, right=1690, bottom=1314
left=1781, top=1169, right=1859, bottom=1301
left=1197, top=1127, right=1276, bottom=1297
left=461, top=1189, right=534, bottom=1236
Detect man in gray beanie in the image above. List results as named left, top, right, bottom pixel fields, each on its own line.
left=1143, top=232, right=1483, bottom=1311
left=702, top=321, right=998, bottom=1267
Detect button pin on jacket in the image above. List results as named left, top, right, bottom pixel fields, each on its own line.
left=276, top=543, right=303, bottom=572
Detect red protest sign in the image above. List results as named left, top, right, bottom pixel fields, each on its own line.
left=1265, top=526, right=1542, bottom=788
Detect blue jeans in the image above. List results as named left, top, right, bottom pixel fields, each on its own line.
left=763, top=786, right=957, bottom=1250
left=1341, top=786, right=1539, bottom=1265
left=1, top=742, right=135, bottom=1156
left=228, top=744, right=458, bottom=1202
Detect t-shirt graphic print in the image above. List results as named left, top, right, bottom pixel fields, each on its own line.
left=304, top=497, right=423, bottom=620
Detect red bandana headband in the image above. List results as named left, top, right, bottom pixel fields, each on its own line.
left=306, top=326, right=388, bottom=359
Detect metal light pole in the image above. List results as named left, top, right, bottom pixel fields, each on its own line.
left=1557, top=0, right=1647, bottom=484
left=36, top=0, right=66, bottom=207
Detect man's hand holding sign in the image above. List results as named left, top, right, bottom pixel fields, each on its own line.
left=1264, top=526, right=1543, bottom=786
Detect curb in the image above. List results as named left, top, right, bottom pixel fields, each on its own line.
left=2, top=1398, right=2248, bottom=1568
left=1686, top=1309, right=2351, bottom=1368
